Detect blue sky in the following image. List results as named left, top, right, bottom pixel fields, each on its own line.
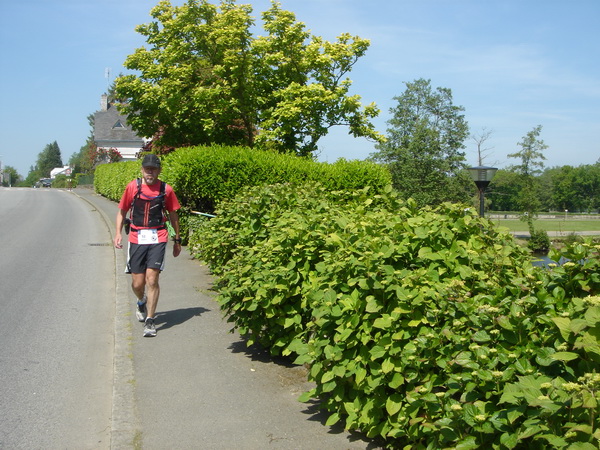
left=1, top=0, right=598, bottom=178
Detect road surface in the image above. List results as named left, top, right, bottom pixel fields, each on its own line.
left=0, top=187, right=114, bottom=449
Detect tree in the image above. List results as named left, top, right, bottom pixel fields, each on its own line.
left=36, top=141, right=63, bottom=178
left=471, top=127, right=495, bottom=166
left=1, top=165, right=21, bottom=186
left=370, top=78, right=471, bottom=206
left=485, top=169, right=521, bottom=211
left=507, top=125, right=549, bottom=251
left=545, top=163, right=600, bottom=213
left=507, top=125, right=547, bottom=216
left=115, top=0, right=383, bottom=156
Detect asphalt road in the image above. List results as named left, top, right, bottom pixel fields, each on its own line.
left=0, top=187, right=114, bottom=449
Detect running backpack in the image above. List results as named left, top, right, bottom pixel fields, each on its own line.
left=130, top=178, right=167, bottom=228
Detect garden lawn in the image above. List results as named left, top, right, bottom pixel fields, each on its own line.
left=492, top=218, right=600, bottom=233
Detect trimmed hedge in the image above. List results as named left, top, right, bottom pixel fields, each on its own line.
left=93, top=160, right=141, bottom=201
left=159, top=145, right=392, bottom=214
left=94, top=145, right=391, bottom=214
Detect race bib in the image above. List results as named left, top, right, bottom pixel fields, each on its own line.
left=138, top=229, right=158, bottom=245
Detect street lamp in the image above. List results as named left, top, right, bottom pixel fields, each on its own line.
left=468, top=166, right=498, bottom=217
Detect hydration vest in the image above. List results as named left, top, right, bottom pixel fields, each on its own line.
left=130, top=178, right=167, bottom=228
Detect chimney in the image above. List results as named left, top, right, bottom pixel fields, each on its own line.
left=100, top=94, right=108, bottom=111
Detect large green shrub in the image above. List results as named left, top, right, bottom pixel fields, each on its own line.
left=192, top=182, right=600, bottom=448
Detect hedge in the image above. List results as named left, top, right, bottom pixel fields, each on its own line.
left=159, top=145, right=392, bottom=214
left=191, top=182, right=600, bottom=448
left=94, top=145, right=391, bottom=214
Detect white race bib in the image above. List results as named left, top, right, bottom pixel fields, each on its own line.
left=138, top=229, right=158, bottom=245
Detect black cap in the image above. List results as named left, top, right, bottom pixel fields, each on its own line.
left=141, top=154, right=161, bottom=168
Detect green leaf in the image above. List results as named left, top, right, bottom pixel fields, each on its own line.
left=388, top=372, right=404, bottom=389
left=497, top=315, right=515, bottom=330
left=370, top=345, right=386, bottom=360
left=374, top=315, right=393, bottom=329
left=325, top=412, right=341, bottom=426
left=321, top=370, right=335, bottom=383
left=385, top=394, right=403, bottom=416
left=355, top=366, right=367, bottom=384
left=566, top=444, right=599, bottom=450
left=577, top=331, right=600, bottom=357
left=551, top=317, right=571, bottom=340
left=585, top=306, right=600, bottom=326
left=551, top=351, right=579, bottom=361
left=472, top=330, right=491, bottom=343
left=500, top=432, right=518, bottom=449
left=381, top=358, right=395, bottom=374
left=455, top=436, right=478, bottom=449
left=582, top=390, right=598, bottom=409
left=297, top=390, right=315, bottom=403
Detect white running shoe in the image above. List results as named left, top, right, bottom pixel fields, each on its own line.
left=143, top=318, right=156, bottom=337
left=136, top=296, right=147, bottom=322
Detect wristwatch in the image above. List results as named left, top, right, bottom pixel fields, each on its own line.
left=173, top=237, right=182, bottom=244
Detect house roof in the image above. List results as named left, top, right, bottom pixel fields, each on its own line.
left=93, top=104, right=144, bottom=144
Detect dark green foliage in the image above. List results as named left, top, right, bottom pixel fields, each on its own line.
left=192, top=181, right=600, bottom=448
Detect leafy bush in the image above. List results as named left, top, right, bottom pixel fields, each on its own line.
left=192, top=182, right=600, bottom=448
left=528, top=228, right=551, bottom=253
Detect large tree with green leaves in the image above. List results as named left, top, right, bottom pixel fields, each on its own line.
left=507, top=125, right=547, bottom=216
left=35, top=141, right=63, bottom=178
left=507, top=125, right=549, bottom=251
left=1, top=165, right=21, bottom=187
left=370, top=78, right=471, bottom=206
left=115, top=0, right=382, bottom=156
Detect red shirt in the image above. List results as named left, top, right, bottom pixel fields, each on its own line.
left=118, top=179, right=181, bottom=244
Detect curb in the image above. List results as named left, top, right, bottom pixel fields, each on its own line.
left=69, top=190, right=140, bottom=448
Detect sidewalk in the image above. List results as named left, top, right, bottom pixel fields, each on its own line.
left=73, top=188, right=375, bottom=449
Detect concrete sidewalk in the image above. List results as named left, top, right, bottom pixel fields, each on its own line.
left=72, top=188, right=375, bottom=449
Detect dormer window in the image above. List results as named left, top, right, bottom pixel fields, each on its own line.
left=112, top=120, right=125, bottom=129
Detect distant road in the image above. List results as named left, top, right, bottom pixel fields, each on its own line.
left=0, top=188, right=114, bottom=449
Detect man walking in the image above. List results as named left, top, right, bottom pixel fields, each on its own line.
left=114, top=154, right=182, bottom=337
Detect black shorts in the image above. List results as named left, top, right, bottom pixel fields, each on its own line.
left=126, top=242, right=167, bottom=274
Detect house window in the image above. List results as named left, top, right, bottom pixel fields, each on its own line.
left=112, top=120, right=125, bottom=129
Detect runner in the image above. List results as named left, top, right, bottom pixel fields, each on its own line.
left=113, top=154, right=182, bottom=337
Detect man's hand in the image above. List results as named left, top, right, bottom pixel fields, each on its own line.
left=173, top=242, right=181, bottom=257
left=114, top=234, right=123, bottom=249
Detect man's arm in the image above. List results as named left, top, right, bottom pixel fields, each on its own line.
left=168, top=210, right=182, bottom=257
left=114, top=209, right=127, bottom=249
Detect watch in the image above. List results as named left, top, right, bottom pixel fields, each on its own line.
left=173, top=237, right=182, bottom=244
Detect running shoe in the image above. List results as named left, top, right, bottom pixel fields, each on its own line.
left=143, top=318, right=157, bottom=337
left=136, top=296, right=147, bottom=322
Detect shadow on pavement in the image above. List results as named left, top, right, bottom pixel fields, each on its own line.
left=155, top=306, right=210, bottom=331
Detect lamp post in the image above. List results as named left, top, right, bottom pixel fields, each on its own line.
left=468, top=166, right=498, bottom=217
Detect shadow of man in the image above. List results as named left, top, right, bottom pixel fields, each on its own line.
left=154, top=306, right=209, bottom=331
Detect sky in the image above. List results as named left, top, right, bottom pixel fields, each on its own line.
left=1, top=0, right=599, bottom=179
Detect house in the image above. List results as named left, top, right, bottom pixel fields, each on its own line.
left=50, top=165, right=72, bottom=178
left=93, top=94, right=146, bottom=161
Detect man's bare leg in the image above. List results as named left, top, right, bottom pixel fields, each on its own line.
left=145, top=268, right=161, bottom=319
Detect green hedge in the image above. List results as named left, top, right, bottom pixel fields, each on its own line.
left=93, top=160, right=141, bottom=201
left=159, top=145, right=392, bottom=214
left=94, top=145, right=391, bottom=213
left=191, top=182, right=600, bottom=448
